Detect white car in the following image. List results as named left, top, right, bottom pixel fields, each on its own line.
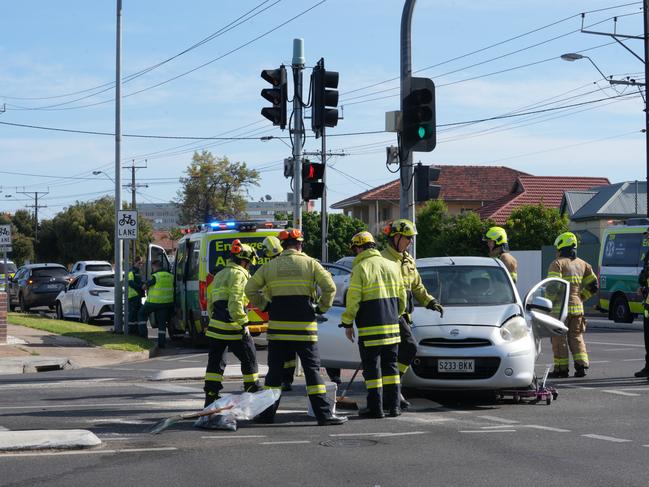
left=318, top=256, right=569, bottom=390
left=321, top=262, right=351, bottom=306
left=55, top=272, right=115, bottom=323
left=70, top=260, right=113, bottom=276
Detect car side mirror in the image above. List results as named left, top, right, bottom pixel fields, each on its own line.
left=527, top=296, right=552, bottom=313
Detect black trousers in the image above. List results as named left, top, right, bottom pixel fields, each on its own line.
left=644, top=312, right=649, bottom=366
left=281, top=357, right=341, bottom=385
left=204, top=334, right=259, bottom=395
left=397, top=317, right=418, bottom=376
left=258, top=341, right=332, bottom=422
left=359, top=342, right=400, bottom=412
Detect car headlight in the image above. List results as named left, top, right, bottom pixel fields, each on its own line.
left=500, top=316, right=529, bottom=342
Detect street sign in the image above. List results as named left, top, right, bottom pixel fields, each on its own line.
left=117, top=210, right=138, bottom=240
left=0, top=225, right=11, bottom=252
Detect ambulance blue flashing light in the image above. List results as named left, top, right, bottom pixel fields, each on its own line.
left=209, top=221, right=237, bottom=229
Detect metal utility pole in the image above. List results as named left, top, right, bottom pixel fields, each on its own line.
left=18, top=190, right=49, bottom=243
left=644, top=0, right=649, bottom=216
left=400, top=0, right=417, bottom=257
left=123, top=160, right=147, bottom=262
left=114, top=0, right=123, bottom=334
left=292, top=38, right=305, bottom=230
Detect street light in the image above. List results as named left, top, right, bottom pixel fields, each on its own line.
left=561, top=52, right=649, bottom=217
left=92, top=170, right=115, bottom=183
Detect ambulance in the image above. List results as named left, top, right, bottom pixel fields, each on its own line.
left=170, top=220, right=284, bottom=342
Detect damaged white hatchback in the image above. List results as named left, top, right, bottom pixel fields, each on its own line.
left=318, top=256, right=569, bottom=390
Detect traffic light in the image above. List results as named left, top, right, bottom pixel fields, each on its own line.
left=402, top=77, right=436, bottom=154
left=260, top=65, right=287, bottom=129
left=311, top=58, right=339, bottom=138
left=414, top=163, right=441, bottom=202
left=301, top=160, right=325, bottom=200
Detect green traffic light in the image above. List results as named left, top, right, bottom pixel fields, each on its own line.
left=417, top=126, right=426, bottom=139
left=417, top=125, right=433, bottom=139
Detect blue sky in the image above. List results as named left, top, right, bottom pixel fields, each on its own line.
left=0, top=0, right=646, bottom=219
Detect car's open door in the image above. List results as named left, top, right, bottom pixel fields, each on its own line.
left=146, top=244, right=171, bottom=281
left=523, top=278, right=570, bottom=343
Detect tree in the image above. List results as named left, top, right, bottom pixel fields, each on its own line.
left=167, top=227, right=183, bottom=253
left=176, top=150, right=260, bottom=224
left=301, top=212, right=367, bottom=262
left=0, top=212, right=35, bottom=265
left=505, top=204, right=568, bottom=250
left=11, top=210, right=35, bottom=238
left=36, top=197, right=154, bottom=266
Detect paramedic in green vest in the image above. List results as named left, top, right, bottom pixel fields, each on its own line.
left=138, top=260, right=174, bottom=347
left=127, top=258, right=144, bottom=336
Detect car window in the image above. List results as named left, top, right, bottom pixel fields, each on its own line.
left=602, top=233, right=643, bottom=267
left=68, top=277, right=80, bottom=290
left=93, top=275, right=115, bottom=287
left=86, top=264, right=112, bottom=272
left=32, top=267, right=69, bottom=278
left=0, top=263, right=17, bottom=273
left=418, top=265, right=516, bottom=306
left=187, top=240, right=201, bottom=280
left=77, top=275, right=88, bottom=288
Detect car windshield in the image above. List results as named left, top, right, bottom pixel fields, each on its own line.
left=86, top=264, right=112, bottom=272
left=93, top=275, right=115, bottom=287
left=418, top=265, right=515, bottom=306
left=0, top=263, right=17, bottom=273
left=32, top=267, right=68, bottom=278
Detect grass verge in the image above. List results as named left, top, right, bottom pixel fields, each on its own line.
left=8, top=313, right=154, bottom=353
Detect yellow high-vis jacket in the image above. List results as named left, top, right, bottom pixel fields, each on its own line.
left=206, top=261, right=250, bottom=341
left=342, top=248, right=407, bottom=347
left=245, top=249, right=335, bottom=342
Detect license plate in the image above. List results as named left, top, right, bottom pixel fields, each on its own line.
left=45, top=284, right=60, bottom=290
left=437, top=359, right=475, bottom=373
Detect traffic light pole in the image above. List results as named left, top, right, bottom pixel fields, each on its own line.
left=400, top=0, right=417, bottom=257
left=292, top=39, right=305, bottom=231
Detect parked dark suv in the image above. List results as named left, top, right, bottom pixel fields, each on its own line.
left=8, top=264, right=71, bottom=312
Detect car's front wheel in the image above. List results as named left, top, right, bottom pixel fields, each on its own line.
left=19, top=294, right=29, bottom=313
left=80, top=303, right=91, bottom=324
left=55, top=302, right=65, bottom=321
left=611, top=295, right=634, bottom=323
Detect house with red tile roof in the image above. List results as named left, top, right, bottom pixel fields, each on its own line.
left=331, top=165, right=527, bottom=233
left=476, top=175, right=610, bottom=224
left=331, top=165, right=609, bottom=232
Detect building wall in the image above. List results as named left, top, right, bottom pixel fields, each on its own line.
left=568, top=219, right=610, bottom=244
left=138, top=203, right=180, bottom=231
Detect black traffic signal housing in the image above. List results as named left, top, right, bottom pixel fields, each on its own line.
left=311, top=58, right=339, bottom=138
left=301, top=160, right=325, bottom=200
left=261, top=65, right=287, bottom=129
left=402, top=77, right=436, bottom=154
left=414, top=163, right=441, bottom=202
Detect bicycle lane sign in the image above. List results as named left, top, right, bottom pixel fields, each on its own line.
left=117, top=210, right=138, bottom=240
left=0, top=224, right=11, bottom=251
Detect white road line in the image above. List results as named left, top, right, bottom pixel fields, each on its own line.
left=588, top=360, right=611, bottom=364
left=0, top=401, right=195, bottom=411
left=602, top=390, right=641, bottom=397
left=582, top=434, right=632, bottom=443
left=156, top=353, right=205, bottom=362
left=0, top=426, right=8, bottom=431
left=259, top=440, right=311, bottom=445
left=524, top=425, right=571, bottom=432
left=480, top=425, right=517, bottom=429
left=587, top=341, right=644, bottom=348
left=477, top=416, right=519, bottom=424
left=136, top=383, right=203, bottom=393
left=85, top=418, right=149, bottom=425
left=623, top=358, right=645, bottom=362
left=202, top=435, right=267, bottom=439
left=330, top=431, right=427, bottom=438
left=561, top=385, right=596, bottom=390
left=602, top=348, right=635, bottom=352
left=0, top=447, right=177, bottom=458
left=460, top=430, right=516, bottom=433
left=0, top=378, right=119, bottom=391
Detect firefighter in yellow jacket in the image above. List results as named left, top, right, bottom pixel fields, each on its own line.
left=204, top=240, right=260, bottom=407
left=342, top=231, right=407, bottom=418
left=484, top=226, right=518, bottom=283
left=245, top=228, right=347, bottom=426
left=547, top=232, right=598, bottom=378
left=381, top=219, right=442, bottom=409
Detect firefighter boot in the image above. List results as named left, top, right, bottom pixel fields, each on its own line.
left=317, top=414, right=349, bottom=426
left=204, top=392, right=220, bottom=408
left=399, top=393, right=411, bottom=410
left=548, top=368, right=569, bottom=379
left=574, top=364, right=587, bottom=378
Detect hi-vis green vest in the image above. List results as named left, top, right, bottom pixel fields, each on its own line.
left=206, top=262, right=250, bottom=341
left=245, top=249, right=336, bottom=342
left=128, top=271, right=139, bottom=299
left=148, top=271, right=174, bottom=304
left=342, top=249, right=407, bottom=347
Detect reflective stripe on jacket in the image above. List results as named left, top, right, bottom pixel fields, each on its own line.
left=127, top=271, right=139, bottom=299
left=498, top=252, right=518, bottom=283
left=245, top=248, right=336, bottom=342
left=206, top=261, right=250, bottom=341
left=342, top=249, right=406, bottom=347
left=381, top=245, right=434, bottom=316
left=547, top=257, right=597, bottom=315
left=147, top=271, right=174, bottom=304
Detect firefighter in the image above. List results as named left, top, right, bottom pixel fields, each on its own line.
left=484, top=226, right=518, bottom=283
left=547, top=232, right=598, bottom=378
left=381, top=219, right=443, bottom=410
left=126, top=258, right=144, bottom=336
left=137, top=260, right=174, bottom=348
left=341, top=231, right=407, bottom=418
left=245, top=228, right=347, bottom=426
left=203, top=240, right=260, bottom=407
left=636, top=228, right=649, bottom=377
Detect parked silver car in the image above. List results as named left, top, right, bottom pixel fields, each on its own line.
left=317, top=256, right=569, bottom=390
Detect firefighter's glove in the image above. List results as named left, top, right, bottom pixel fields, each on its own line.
left=426, top=300, right=444, bottom=317
left=314, top=306, right=324, bottom=315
